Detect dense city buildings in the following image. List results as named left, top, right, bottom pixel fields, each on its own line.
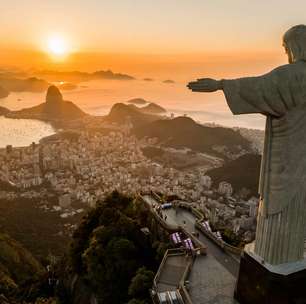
left=0, top=126, right=259, bottom=241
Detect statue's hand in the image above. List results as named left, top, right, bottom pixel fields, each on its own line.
left=187, top=78, right=222, bottom=92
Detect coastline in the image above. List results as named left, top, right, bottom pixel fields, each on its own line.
left=0, top=115, right=56, bottom=148
left=0, top=112, right=264, bottom=153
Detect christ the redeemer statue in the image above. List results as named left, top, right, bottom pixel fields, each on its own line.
left=188, top=25, right=306, bottom=266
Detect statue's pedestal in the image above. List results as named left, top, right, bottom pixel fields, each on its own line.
left=235, top=244, right=306, bottom=304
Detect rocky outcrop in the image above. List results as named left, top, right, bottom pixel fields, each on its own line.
left=45, top=85, right=63, bottom=104
left=6, top=86, right=87, bottom=123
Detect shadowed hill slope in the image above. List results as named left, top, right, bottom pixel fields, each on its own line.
left=0, top=233, right=43, bottom=295
left=135, top=116, right=251, bottom=156
left=206, top=153, right=261, bottom=196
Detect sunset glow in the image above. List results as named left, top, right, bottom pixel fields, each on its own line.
left=46, top=35, right=70, bottom=59
left=0, top=0, right=304, bottom=73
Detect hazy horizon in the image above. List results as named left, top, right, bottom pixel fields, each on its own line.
left=2, top=0, right=304, bottom=77
left=0, top=48, right=284, bottom=134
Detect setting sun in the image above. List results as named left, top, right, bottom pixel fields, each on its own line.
left=47, top=35, right=69, bottom=58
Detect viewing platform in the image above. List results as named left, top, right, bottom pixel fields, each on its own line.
left=141, top=194, right=239, bottom=304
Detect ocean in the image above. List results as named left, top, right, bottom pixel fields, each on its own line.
left=0, top=117, right=55, bottom=148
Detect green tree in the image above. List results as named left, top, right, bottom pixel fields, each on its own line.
left=128, top=267, right=154, bottom=300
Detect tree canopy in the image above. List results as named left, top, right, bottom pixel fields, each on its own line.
left=67, top=191, right=164, bottom=304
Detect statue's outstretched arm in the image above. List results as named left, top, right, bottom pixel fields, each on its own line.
left=187, top=64, right=300, bottom=117
left=187, top=73, right=286, bottom=116
left=187, top=78, right=224, bottom=93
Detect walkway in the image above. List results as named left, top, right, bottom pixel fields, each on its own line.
left=162, top=208, right=240, bottom=277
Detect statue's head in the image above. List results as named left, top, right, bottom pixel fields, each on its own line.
left=283, top=25, right=306, bottom=63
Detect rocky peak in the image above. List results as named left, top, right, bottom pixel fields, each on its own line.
left=46, top=85, right=63, bottom=104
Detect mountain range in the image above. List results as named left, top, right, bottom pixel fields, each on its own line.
left=36, top=69, right=135, bottom=82
left=105, top=103, right=163, bottom=128
left=0, top=76, right=49, bottom=93
left=103, top=102, right=252, bottom=159
left=0, top=69, right=135, bottom=98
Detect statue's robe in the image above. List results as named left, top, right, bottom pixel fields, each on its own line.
left=222, top=60, right=306, bottom=264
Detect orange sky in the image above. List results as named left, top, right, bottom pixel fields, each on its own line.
left=1, top=0, right=303, bottom=79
